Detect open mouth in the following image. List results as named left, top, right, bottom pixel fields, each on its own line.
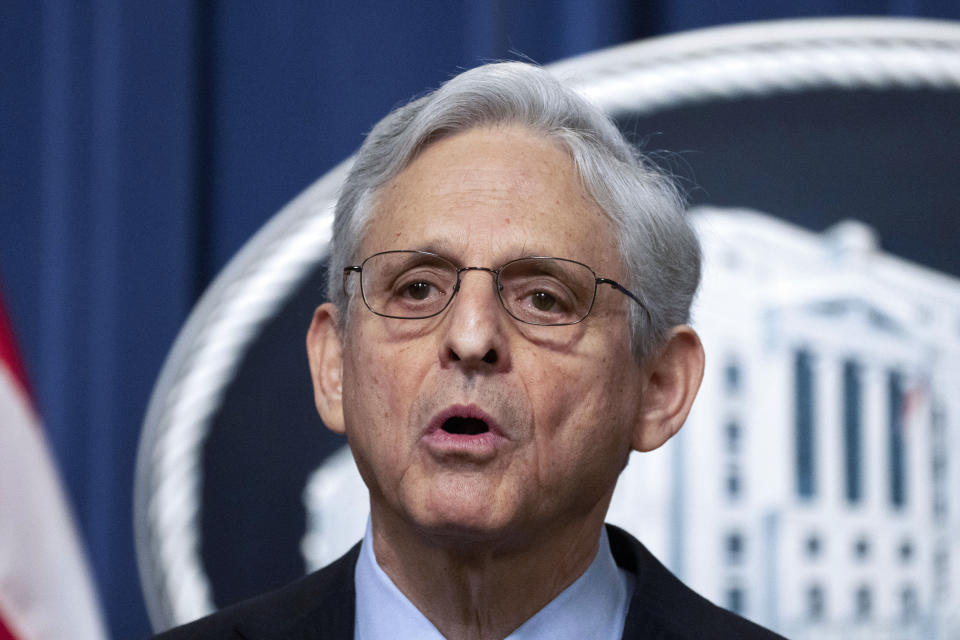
left=441, top=417, right=490, bottom=436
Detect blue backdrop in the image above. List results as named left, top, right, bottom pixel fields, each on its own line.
left=2, top=2, right=959, bottom=638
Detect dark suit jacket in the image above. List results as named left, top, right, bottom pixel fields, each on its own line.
left=154, top=524, right=785, bottom=639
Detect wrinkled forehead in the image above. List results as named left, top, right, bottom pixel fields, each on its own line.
left=355, top=126, right=622, bottom=273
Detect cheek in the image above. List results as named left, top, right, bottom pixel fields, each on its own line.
left=344, top=324, right=416, bottom=413
left=341, top=329, right=432, bottom=465
left=525, top=348, right=636, bottom=473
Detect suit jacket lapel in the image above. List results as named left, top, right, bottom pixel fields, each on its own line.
left=233, top=544, right=359, bottom=640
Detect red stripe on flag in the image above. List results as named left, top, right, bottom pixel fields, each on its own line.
left=0, top=284, right=32, bottom=402
left=0, top=610, right=21, bottom=640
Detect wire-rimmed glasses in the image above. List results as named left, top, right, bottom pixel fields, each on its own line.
left=343, top=250, right=646, bottom=326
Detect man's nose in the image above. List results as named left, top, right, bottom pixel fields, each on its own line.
left=438, top=269, right=508, bottom=370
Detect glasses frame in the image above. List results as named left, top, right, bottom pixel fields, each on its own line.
left=343, top=250, right=648, bottom=327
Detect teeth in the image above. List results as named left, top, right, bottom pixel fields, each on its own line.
left=442, top=417, right=489, bottom=435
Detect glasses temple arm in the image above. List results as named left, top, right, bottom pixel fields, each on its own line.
left=596, top=278, right=652, bottom=322
left=342, top=266, right=362, bottom=295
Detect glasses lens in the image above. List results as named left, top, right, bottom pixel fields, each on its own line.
left=361, top=252, right=458, bottom=318
left=499, top=258, right=596, bottom=325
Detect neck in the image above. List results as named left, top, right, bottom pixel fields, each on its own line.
left=369, top=502, right=610, bottom=640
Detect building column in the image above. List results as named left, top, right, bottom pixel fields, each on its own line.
left=816, top=353, right=842, bottom=509
left=862, top=365, right=886, bottom=518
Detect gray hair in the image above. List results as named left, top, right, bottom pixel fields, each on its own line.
left=328, top=61, right=700, bottom=360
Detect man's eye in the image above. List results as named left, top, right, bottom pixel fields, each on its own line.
left=402, top=281, right=434, bottom=300
left=530, top=290, right=557, bottom=311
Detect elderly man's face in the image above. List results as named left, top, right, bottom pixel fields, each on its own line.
left=332, top=126, right=649, bottom=545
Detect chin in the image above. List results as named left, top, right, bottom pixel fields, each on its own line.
left=410, top=486, right=521, bottom=546
left=414, top=518, right=520, bottom=551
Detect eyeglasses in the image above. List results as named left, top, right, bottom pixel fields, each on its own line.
left=343, top=250, right=646, bottom=326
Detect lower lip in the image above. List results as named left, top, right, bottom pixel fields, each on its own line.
left=421, top=429, right=507, bottom=459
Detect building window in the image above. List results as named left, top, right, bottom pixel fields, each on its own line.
left=932, top=455, right=946, bottom=480
left=888, top=371, right=907, bottom=508
left=932, top=453, right=947, bottom=519
left=806, top=584, right=825, bottom=621
left=795, top=350, right=816, bottom=498
left=931, top=399, right=945, bottom=438
left=855, top=585, right=872, bottom=620
left=725, top=419, right=741, bottom=454
left=725, top=531, right=744, bottom=564
left=901, top=586, right=918, bottom=621
left=854, top=536, right=870, bottom=561
left=931, top=400, right=948, bottom=521
left=726, top=587, right=744, bottom=615
left=854, top=585, right=873, bottom=620
left=805, top=534, right=822, bottom=559
left=843, top=360, right=863, bottom=504
left=725, top=359, right=741, bottom=394
left=934, top=547, right=950, bottom=601
left=726, top=466, right=742, bottom=500
left=934, top=494, right=948, bottom=519
left=899, top=540, right=914, bottom=564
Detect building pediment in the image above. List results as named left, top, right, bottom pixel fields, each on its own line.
left=802, top=296, right=907, bottom=338
left=758, top=275, right=917, bottom=344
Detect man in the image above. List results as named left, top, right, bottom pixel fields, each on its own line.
left=157, top=62, right=782, bottom=639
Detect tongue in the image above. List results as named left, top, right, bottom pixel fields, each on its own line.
left=442, top=417, right=489, bottom=435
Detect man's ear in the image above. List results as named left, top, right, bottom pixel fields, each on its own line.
left=306, top=302, right=346, bottom=435
left=632, top=326, right=705, bottom=452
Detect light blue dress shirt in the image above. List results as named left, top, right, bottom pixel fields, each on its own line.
left=354, top=521, right=635, bottom=639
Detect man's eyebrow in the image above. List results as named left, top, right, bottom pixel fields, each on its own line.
left=407, top=242, right=453, bottom=257
left=401, top=242, right=557, bottom=263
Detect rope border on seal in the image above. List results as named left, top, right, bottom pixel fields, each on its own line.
left=134, top=17, right=960, bottom=631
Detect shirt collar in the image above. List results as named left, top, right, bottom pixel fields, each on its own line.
left=354, top=521, right=633, bottom=640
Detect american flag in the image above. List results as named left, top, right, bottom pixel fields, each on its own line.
left=0, top=286, right=106, bottom=640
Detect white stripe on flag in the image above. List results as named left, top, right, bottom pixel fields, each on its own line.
left=0, top=363, right=107, bottom=640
